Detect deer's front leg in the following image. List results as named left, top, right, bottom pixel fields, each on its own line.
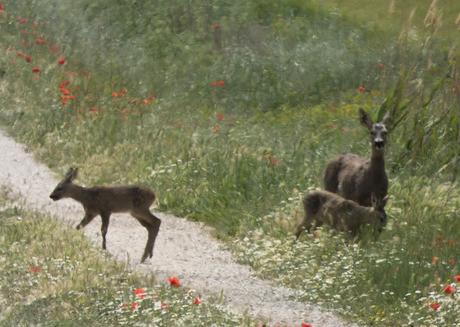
left=76, top=212, right=97, bottom=230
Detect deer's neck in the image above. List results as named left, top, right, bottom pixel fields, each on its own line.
left=370, top=148, right=385, bottom=176
left=67, top=184, right=90, bottom=203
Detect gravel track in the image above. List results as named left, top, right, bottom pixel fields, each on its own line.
left=0, top=129, right=359, bottom=326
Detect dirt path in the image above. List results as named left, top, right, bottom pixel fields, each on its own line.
left=0, top=129, right=359, bottom=326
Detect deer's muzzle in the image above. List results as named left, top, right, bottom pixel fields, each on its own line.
left=49, top=194, right=59, bottom=201
left=374, top=140, right=385, bottom=150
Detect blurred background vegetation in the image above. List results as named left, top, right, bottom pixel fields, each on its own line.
left=0, top=0, right=459, bottom=325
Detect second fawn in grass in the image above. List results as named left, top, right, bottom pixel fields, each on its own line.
left=295, top=190, right=388, bottom=240
left=49, top=168, right=161, bottom=263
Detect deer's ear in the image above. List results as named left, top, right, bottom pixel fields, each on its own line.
left=382, top=195, right=389, bottom=207
left=359, top=108, right=373, bottom=130
left=69, top=167, right=78, bottom=181
left=381, top=111, right=391, bottom=128
left=64, top=167, right=78, bottom=182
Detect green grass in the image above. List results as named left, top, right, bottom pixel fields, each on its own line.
left=0, top=1, right=459, bottom=326
left=319, top=0, right=460, bottom=44
left=0, top=191, right=252, bottom=326
left=2, top=0, right=395, bottom=111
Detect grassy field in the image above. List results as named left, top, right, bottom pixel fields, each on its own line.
left=0, top=191, right=251, bottom=326
left=0, top=0, right=459, bottom=325
left=320, top=0, right=460, bottom=43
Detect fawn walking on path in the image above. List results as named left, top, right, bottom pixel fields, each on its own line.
left=50, top=168, right=161, bottom=263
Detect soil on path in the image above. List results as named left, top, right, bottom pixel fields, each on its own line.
left=0, top=129, right=359, bottom=326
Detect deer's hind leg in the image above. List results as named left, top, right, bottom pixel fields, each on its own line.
left=132, top=209, right=161, bottom=263
left=100, top=212, right=111, bottom=250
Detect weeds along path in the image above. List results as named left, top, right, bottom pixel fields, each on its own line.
left=0, top=128, right=358, bottom=326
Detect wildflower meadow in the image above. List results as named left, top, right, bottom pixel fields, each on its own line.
left=0, top=0, right=459, bottom=325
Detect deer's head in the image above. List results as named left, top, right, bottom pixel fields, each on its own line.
left=359, top=108, right=390, bottom=152
left=49, top=168, right=78, bottom=201
left=371, top=193, right=389, bottom=231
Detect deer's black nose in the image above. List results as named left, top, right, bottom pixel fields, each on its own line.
left=374, top=140, right=385, bottom=149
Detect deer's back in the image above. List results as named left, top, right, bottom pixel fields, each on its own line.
left=84, top=186, right=155, bottom=213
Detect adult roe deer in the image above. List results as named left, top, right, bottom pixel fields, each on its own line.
left=49, top=168, right=161, bottom=263
left=323, top=108, right=390, bottom=206
left=295, top=190, right=388, bottom=239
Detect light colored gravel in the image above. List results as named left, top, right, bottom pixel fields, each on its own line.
left=0, top=128, right=360, bottom=326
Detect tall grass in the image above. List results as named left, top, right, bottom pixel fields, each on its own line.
left=0, top=0, right=459, bottom=325
left=3, top=0, right=393, bottom=111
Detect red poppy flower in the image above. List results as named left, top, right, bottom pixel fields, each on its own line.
left=430, top=302, right=441, bottom=311
left=61, top=95, right=76, bottom=105
left=89, top=107, right=100, bottom=114
left=59, top=80, right=70, bottom=89
left=443, top=284, right=456, bottom=295
left=210, top=80, right=225, bottom=87
left=431, top=256, right=439, bottom=265
left=28, top=266, right=42, bottom=273
left=215, top=112, right=225, bottom=121
left=211, top=22, right=221, bottom=29
left=111, top=87, right=127, bottom=98
left=133, top=288, right=146, bottom=299
left=0, top=3, right=4, bottom=14
left=60, top=87, right=71, bottom=96
left=193, top=296, right=201, bottom=305
left=35, top=37, right=46, bottom=45
left=357, top=85, right=366, bottom=93
left=25, top=55, right=32, bottom=63
left=58, top=56, right=66, bottom=65
left=301, top=323, right=313, bottom=327
left=130, top=301, right=139, bottom=311
left=32, top=67, right=41, bottom=73
left=112, top=88, right=127, bottom=98
left=18, top=17, right=28, bottom=24
left=455, top=275, right=460, bottom=283
left=168, top=276, right=181, bottom=287
left=142, top=96, right=156, bottom=105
